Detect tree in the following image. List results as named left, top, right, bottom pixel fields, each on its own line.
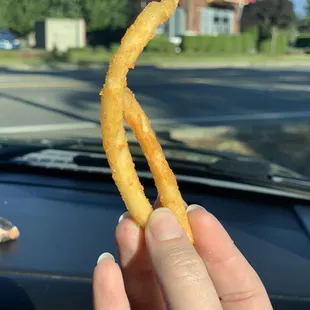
left=0, top=0, right=10, bottom=30
left=241, top=0, right=295, bottom=53
left=305, top=0, right=310, bottom=24
left=82, top=0, right=130, bottom=31
left=2, top=0, right=131, bottom=37
left=241, top=0, right=295, bottom=35
left=306, top=0, right=310, bottom=15
left=5, top=0, right=49, bottom=36
left=48, top=0, right=83, bottom=18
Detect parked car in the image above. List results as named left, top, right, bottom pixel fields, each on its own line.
left=0, top=30, right=20, bottom=50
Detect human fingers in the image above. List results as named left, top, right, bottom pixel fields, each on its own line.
left=93, top=253, right=130, bottom=310
left=145, top=207, right=223, bottom=310
left=188, top=205, right=273, bottom=310
left=115, top=212, right=166, bottom=309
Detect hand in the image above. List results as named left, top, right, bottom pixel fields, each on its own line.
left=93, top=204, right=273, bottom=310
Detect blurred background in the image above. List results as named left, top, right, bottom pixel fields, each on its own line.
left=1, top=0, right=310, bottom=176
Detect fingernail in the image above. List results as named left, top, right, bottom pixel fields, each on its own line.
left=118, top=211, right=130, bottom=223
left=149, top=208, right=184, bottom=241
left=97, top=252, right=115, bottom=265
left=186, top=204, right=204, bottom=213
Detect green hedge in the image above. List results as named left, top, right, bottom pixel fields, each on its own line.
left=63, top=37, right=175, bottom=63
left=260, top=33, right=288, bottom=55
left=295, top=33, right=310, bottom=49
left=181, top=26, right=288, bottom=55
left=146, top=35, right=176, bottom=53
left=181, top=34, right=256, bottom=54
left=110, top=43, right=120, bottom=53
left=65, top=46, right=110, bottom=63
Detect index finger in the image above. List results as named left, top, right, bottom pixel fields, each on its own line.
left=187, top=205, right=273, bottom=310
left=145, top=208, right=223, bottom=310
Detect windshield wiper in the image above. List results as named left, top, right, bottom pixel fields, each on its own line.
left=72, top=152, right=310, bottom=193
left=2, top=139, right=309, bottom=194
left=73, top=153, right=271, bottom=181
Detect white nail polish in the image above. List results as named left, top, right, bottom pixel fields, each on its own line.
left=118, top=211, right=130, bottom=223
left=186, top=204, right=204, bottom=213
left=97, top=252, right=115, bottom=265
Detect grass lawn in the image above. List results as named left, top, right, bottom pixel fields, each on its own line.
left=138, top=53, right=310, bottom=66
left=0, top=49, right=309, bottom=68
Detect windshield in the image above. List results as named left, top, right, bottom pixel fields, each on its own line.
left=1, top=0, right=309, bottom=180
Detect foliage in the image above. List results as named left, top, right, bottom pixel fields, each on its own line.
left=0, top=0, right=10, bottom=30
left=0, top=0, right=130, bottom=36
left=181, top=34, right=256, bottom=54
left=306, top=0, right=310, bottom=17
left=146, top=35, right=176, bottom=53
left=47, top=0, right=83, bottom=18
left=65, top=46, right=110, bottom=63
left=3, top=0, right=49, bottom=36
left=295, top=33, right=310, bottom=49
left=241, top=0, right=295, bottom=35
left=82, top=0, right=129, bottom=31
left=260, top=32, right=288, bottom=54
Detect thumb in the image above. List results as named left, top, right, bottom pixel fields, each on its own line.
left=145, top=208, right=222, bottom=310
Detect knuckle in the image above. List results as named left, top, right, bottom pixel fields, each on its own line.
left=163, top=244, right=207, bottom=286
left=220, top=289, right=263, bottom=304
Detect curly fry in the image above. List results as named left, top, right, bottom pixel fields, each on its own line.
left=100, top=0, right=194, bottom=242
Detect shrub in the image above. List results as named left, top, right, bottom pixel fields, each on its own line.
left=146, top=35, right=176, bottom=53
left=109, top=43, right=120, bottom=53
left=181, top=33, right=256, bottom=54
left=65, top=46, right=109, bottom=63
left=260, top=33, right=288, bottom=55
left=295, top=34, right=310, bottom=49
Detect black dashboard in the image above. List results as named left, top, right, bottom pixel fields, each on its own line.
left=1, top=169, right=310, bottom=310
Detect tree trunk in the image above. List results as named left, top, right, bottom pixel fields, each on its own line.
left=270, top=26, right=278, bottom=55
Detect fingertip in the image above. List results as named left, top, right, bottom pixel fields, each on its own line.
left=186, top=204, right=205, bottom=213
left=94, top=252, right=117, bottom=280
left=116, top=214, right=141, bottom=243
left=97, top=252, right=115, bottom=265
left=116, top=213, right=144, bottom=268
left=186, top=204, right=214, bottom=233
left=186, top=204, right=216, bottom=228
left=93, top=253, right=130, bottom=310
left=118, top=211, right=131, bottom=223
left=94, top=253, right=119, bottom=290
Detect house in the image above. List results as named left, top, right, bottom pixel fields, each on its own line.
left=131, top=0, right=256, bottom=38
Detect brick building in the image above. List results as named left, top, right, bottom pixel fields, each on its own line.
left=130, top=0, right=256, bottom=37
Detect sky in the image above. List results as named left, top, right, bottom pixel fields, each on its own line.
left=293, top=0, right=306, bottom=16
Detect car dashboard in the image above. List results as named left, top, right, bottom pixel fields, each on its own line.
left=1, top=162, right=310, bottom=310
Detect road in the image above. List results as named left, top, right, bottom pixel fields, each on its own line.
left=1, top=65, right=310, bottom=141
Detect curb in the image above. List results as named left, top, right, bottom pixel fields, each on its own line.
left=157, top=62, right=310, bottom=69
left=2, top=61, right=310, bottom=72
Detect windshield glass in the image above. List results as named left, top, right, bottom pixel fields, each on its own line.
left=0, top=0, right=309, bottom=179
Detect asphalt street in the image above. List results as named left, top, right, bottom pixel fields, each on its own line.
left=1, top=65, right=310, bottom=141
